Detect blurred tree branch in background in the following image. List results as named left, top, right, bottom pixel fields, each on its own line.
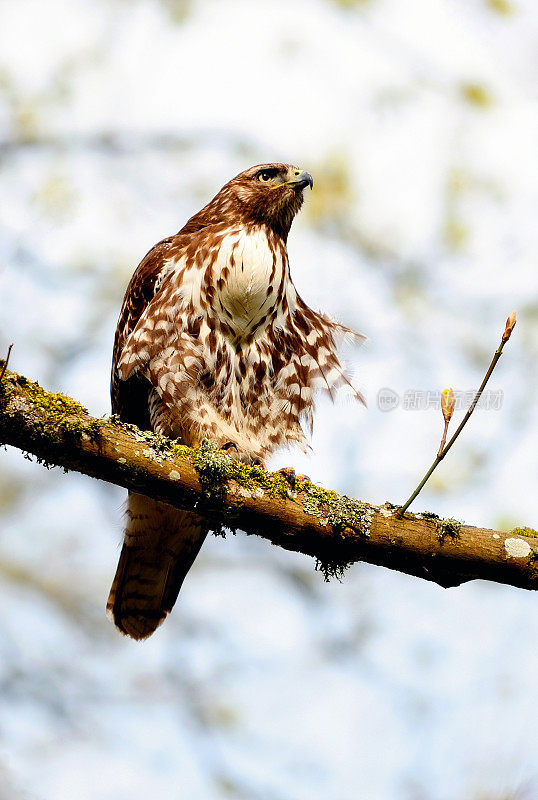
left=0, top=130, right=257, bottom=157
left=0, top=556, right=100, bottom=633
left=1, top=365, right=537, bottom=594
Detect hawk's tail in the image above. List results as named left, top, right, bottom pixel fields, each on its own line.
left=107, top=492, right=206, bottom=640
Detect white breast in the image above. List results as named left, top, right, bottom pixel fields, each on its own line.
left=215, top=228, right=285, bottom=339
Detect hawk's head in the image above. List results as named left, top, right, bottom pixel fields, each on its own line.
left=221, top=163, right=314, bottom=239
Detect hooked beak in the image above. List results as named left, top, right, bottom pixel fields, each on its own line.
left=290, top=170, right=314, bottom=191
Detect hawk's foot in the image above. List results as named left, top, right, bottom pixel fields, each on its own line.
left=219, top=442, right=265, bottom=468
left=277, top=467, right=311, bottom=488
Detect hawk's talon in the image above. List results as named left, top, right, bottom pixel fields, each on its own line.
left=278, top=467, right=296, bottom=487
left=219, top=441, right=241, bottom=461
left=220, top=441, right=239, bottom=452
left=251, top=457, right=267, bottom=470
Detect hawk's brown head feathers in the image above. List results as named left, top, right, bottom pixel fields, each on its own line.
left=182, top=163, right=313, bottom=241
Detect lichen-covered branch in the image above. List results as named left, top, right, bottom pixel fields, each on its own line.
left=1, top=366, right=537, bottom=592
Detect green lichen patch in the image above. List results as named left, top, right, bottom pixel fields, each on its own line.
left=186, top=444, right=296, bottom=501
left=298, top=481, right=372, bottom=537
left=61, top=415, right=103, bottom=441
left=299, top=482, right=372, bottom=581
left=188, top=444, right=303, bottom=507
left=18, top=377, right=103, bottom=442
left=435, top=517, right=462, bottom=542
left=189, top=442, right=241, bottom=538
left=109, top=416, right=184, bottom=460
left=228, top=462, right=293, bottom=500
left=24, top=380, right=86, bottom=423
left=190, top=441, right=235, bottom=499
left=509, top=526, right=538, bottom=539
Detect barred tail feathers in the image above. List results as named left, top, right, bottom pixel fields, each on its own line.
left=107, top=493, right=206, bottom=640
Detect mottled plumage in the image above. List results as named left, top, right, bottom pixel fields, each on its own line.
left=108, top=163, right=363, bottom=639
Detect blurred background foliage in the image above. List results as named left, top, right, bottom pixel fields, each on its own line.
left=0, top=0, right=537, bottom=798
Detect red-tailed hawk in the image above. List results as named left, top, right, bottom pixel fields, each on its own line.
left=108, top=163, right=363, bottom=639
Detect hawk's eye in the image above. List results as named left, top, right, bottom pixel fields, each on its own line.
left=257, top=170, right=275, bottom=183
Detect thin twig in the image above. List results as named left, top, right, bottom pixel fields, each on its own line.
left=0, top=344, right=13, bottom=384
left=397, top=313, right=516, bottom=516
left=437, top=417, right=450, bottom=458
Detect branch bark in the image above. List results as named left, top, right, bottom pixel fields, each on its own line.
left=1, top=366, right=537, bottom=592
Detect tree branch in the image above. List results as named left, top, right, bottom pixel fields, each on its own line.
left=1, top=366, right=537, bottom=592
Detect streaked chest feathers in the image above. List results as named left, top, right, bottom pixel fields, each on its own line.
left=213, top=228, right=286, bottom=341
left=117, top=224, right=361, bottom=458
